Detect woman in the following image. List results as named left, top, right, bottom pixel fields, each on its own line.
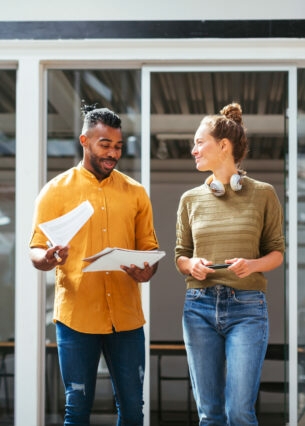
left=175, top=103, right=285, bottom=426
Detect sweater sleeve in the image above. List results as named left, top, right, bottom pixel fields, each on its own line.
left=260, top=186, right=285, bottom=255
left=175, top=194, right=194, bottom=265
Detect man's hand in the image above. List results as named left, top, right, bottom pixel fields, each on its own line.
left=120, top=262, right=158, bottom=282
left=30, top=245, right=69, bottom=271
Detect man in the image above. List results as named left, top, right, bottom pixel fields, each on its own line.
left=29, top=105, right=159, bottom=425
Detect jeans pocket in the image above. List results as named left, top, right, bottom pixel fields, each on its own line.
left=232, top=290, right=266, bottom=305
left=185, top=288, right=203, bottom=301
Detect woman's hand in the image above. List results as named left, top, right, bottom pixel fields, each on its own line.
left=177, top=256, right=215, bottom=281
left=189, top=258, right=216, bottom=280
left=225, top=258, right=253, bottom=278
left=226, top=251, right=283, bottom=278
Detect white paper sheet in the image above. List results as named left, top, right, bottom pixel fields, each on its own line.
left=82, top=247, right=166, bottom=272
left=39, top=200, right=94, bottom=246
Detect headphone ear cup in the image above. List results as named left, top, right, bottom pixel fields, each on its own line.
left=209, top=180, right=225, bottom=197
left=230, top=174, right=243, bottom=192
left=206, top=174, right=243, bottom=196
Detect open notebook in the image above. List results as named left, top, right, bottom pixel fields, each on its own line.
left=83, top=247, right=166, bottom=272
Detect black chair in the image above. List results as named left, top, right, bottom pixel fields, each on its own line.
left=150, top=341, right=196, bottom=425
left=256, top=344, right=289, bottom=417
left=0, top=346, right=14, bottom=415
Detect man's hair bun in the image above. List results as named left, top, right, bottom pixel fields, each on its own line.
left=80, top=101, right=99, bottom=117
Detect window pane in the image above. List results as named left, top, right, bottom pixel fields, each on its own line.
left=0, top=69, right=16, bottom=422
left=47, top=69, right=142, bottom=183
left=45, top=68, right=141, bottom=422
left=150, top=70, right=288, bottom=423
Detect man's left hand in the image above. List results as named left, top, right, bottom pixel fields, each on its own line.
left=120, top=262, right=158, bottom=282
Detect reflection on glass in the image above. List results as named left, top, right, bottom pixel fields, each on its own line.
left=0, top=69, right=16, bottom=421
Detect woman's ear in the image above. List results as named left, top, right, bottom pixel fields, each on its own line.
left=220, top=138, right=231, bottom=152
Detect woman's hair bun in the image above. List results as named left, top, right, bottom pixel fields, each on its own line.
left=220, top=103, right=243, bottom=125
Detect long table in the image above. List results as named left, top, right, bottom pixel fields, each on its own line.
left=150, top=341, right=194, bottom=425
left=2, top=340, right=303, bottom=424
left=0, top=341, right=60, bottom=419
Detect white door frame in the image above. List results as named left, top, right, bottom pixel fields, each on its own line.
left=142, top=64, right=298, bottom=425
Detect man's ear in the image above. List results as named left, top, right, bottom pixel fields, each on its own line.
left=79, top=134, right=87, bottom=147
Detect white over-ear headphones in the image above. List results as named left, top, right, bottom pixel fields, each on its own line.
left=205, top=174, right=243, bottom=197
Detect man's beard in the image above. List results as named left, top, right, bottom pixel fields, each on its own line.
left=90, top=154, right=117, bottom=180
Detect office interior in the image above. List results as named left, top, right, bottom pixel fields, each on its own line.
left=0, top=36, right=305, bottom=425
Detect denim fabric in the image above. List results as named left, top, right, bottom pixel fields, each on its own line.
left=56, top=322, right=145, bottom=426
left=183, top=285, right=269, bottom=426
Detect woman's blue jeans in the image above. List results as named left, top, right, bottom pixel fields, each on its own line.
left=56, top=322, right=145, bottom=426
left=183, top=285, right=269, bottom=426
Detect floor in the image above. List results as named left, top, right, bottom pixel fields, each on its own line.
left=150, top=410, right=287, bottom=426
left=0, top=410, right=288, bottom=425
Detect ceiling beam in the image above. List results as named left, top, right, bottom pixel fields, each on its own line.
left=1, top=113, right=305, bottom=137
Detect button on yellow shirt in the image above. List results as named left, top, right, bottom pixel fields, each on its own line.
left=30, top=164, right=159, bottom=334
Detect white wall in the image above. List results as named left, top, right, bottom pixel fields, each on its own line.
left=3, top=0, right=305, bottom=21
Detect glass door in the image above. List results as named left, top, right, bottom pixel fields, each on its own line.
left=45, top=68, right=142, bottom=424
left=0, top=68, right=16, bottom=424
left=148, top=69, right=288, bottom=424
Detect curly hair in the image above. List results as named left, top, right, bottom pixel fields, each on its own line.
left=81, top=101, right=121, bottom=133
